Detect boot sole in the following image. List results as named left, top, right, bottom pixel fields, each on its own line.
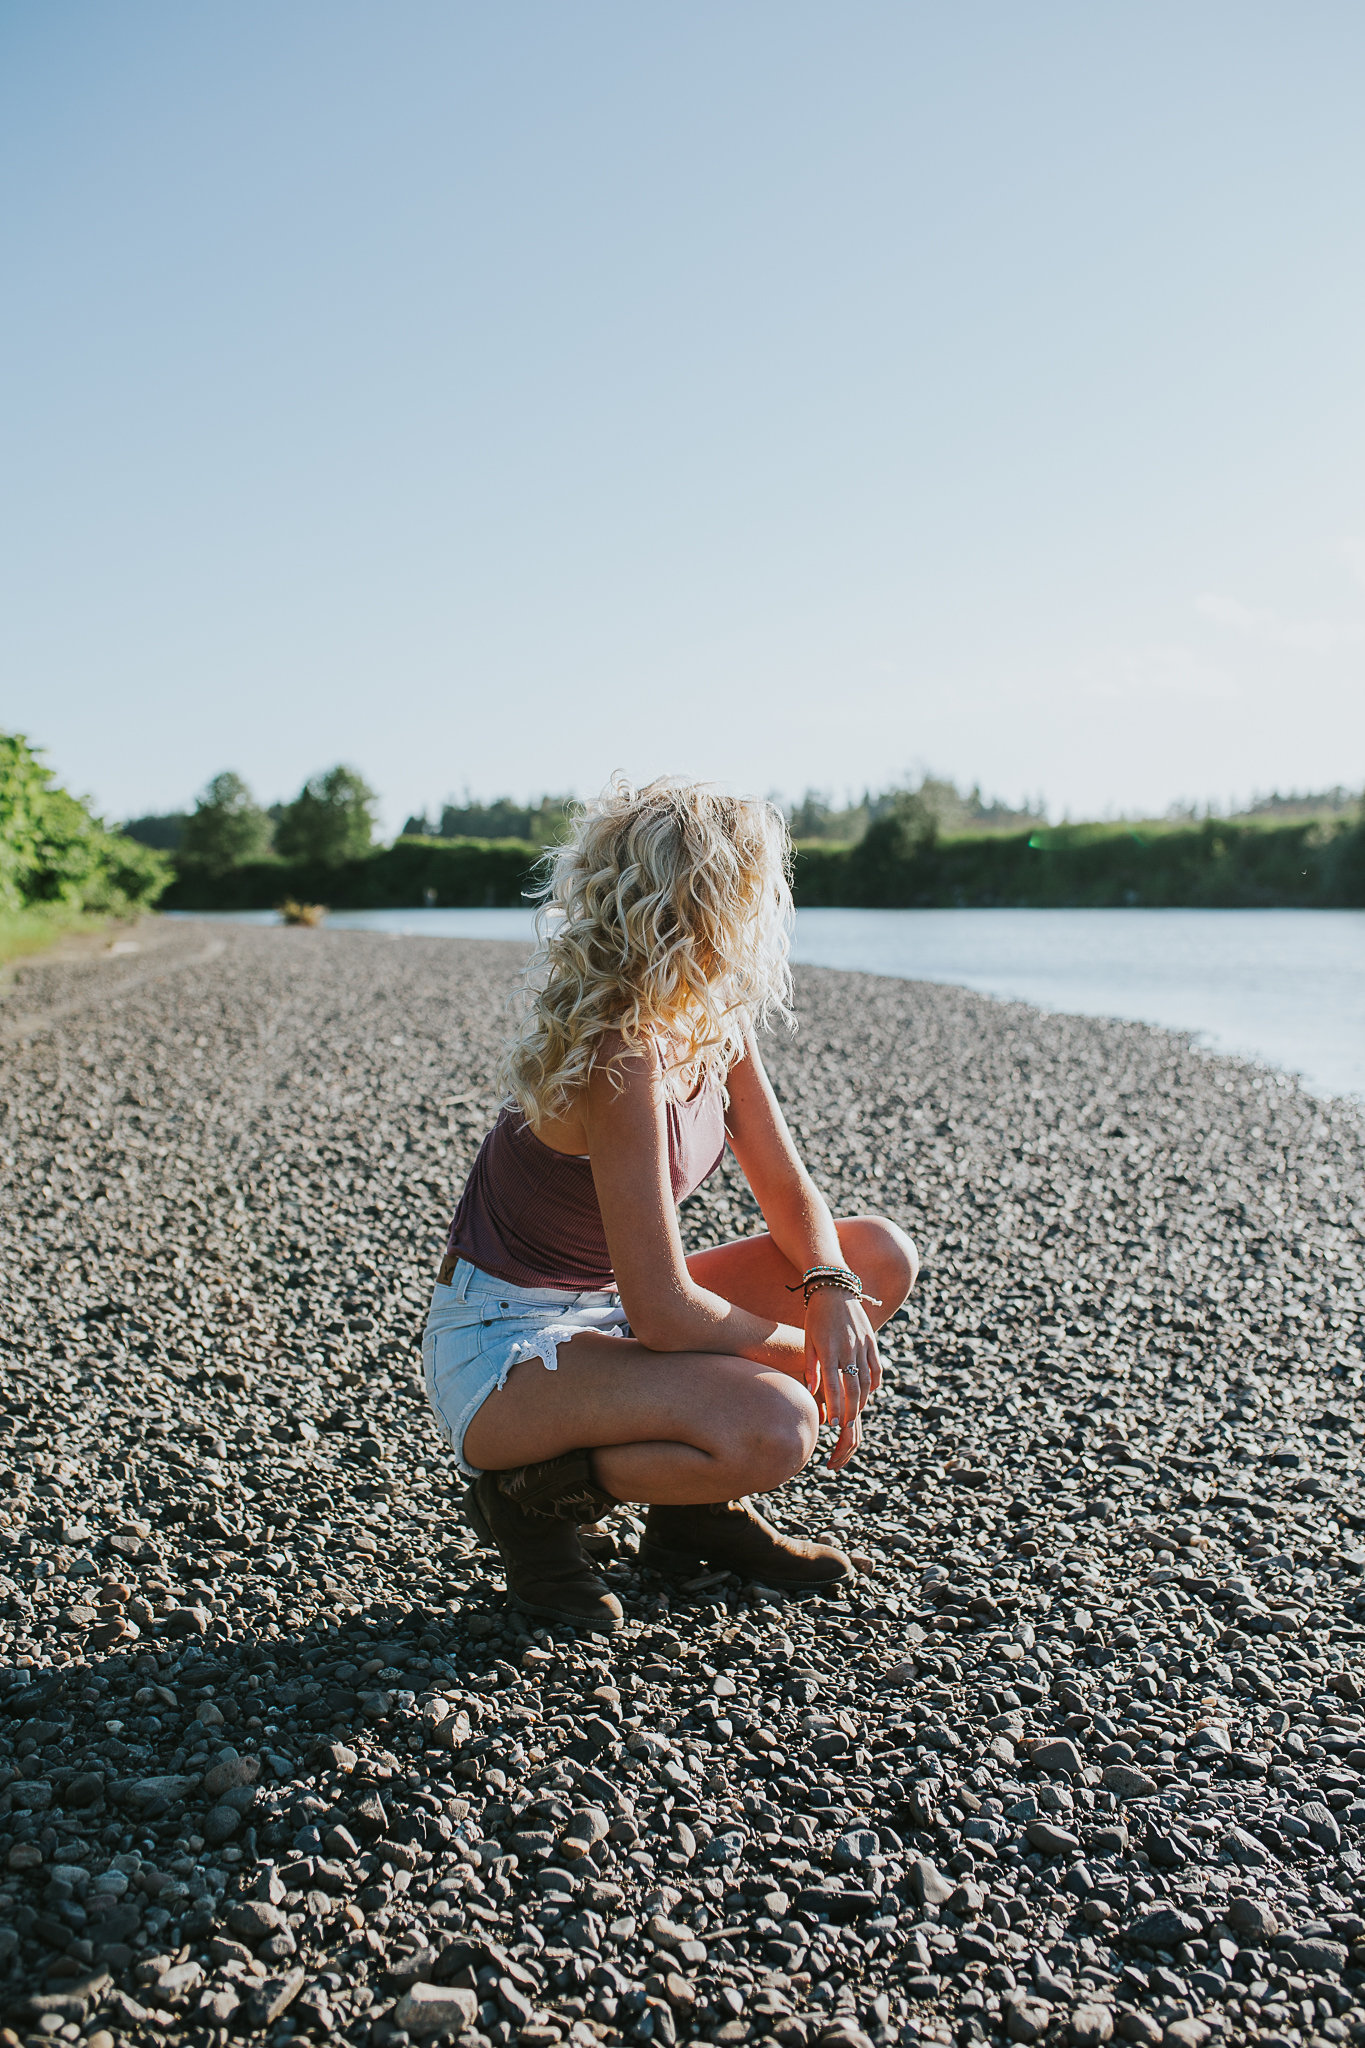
left=638, top=1537, right=853, bottom=1589
left=508, top=1593, right=623, bottom=1635
left=464, top=1484, right=624, bottom=1633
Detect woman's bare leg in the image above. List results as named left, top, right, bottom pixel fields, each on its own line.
left=687, top=1213, right=919, bottom=1332
left=460, top=1213, right=916, bottom=1503
left=461, top=1339, right=820, bottom=1504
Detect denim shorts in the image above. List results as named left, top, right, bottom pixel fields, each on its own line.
left=422, top=1257, right=632, bottom=1478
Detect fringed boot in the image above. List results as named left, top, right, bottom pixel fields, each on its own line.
left=640, top=1496, right=852, bottom=1588
left=465, top=1451, right=624, bottom=1633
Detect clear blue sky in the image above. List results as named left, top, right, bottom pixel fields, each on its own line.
left=3, top=4, right=1363, bottom=833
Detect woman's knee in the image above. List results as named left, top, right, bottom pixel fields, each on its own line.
left=839, top=1214, right=920, bottom=1306
left=734, top=1377, right=819, bottom=1490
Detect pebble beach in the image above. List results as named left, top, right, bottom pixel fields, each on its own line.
left=2, top=920, right=1364, bottom=2048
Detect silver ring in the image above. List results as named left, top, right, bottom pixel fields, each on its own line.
left=840, top=1363, right=860, bottom=1379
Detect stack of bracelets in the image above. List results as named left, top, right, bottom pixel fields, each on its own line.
left=789, top=1263, right=882, bottom=1308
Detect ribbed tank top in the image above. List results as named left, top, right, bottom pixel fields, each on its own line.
left=441, top=1082, right=726, bottom=1291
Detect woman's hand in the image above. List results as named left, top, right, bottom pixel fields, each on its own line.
left=803, top=1288, right=882, bottom=1471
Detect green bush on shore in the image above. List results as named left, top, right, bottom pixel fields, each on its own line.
left=0, top=733, right=170, bottom=955
left=793, top=812, right=1365, bottom=909
left=162, top=835, right=543, bottom=911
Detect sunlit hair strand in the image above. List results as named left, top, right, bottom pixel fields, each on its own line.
left=500, top=776, right=794, bottom=1125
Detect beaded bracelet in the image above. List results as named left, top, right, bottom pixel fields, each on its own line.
left=801, top=1262, right=862, bottom=1298
left=786, top=1263, right=881, bottom=1308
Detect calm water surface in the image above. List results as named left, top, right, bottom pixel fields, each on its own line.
left=173, top=906, right=1365, bottom=1101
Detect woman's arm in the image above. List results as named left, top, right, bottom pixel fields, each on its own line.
left=723, top=1030, right=882, bottom=1465
left=585, top=1031, right=879, bottom=1470
left=721, top=1030, right=844, bottom=1274
left=583, top=1039, right=799, bottom=1369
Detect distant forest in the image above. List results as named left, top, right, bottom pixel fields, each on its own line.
left=123, top=774, right=1364, bottom=856
left=120, top=763, right=1365, bottom=914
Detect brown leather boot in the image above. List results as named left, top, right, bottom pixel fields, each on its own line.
left=464, top=1451, right=624, bottom=1633
left=640, top=1496, right=853, bottom=1588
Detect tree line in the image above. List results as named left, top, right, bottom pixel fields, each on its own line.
left=126, top=767, right=381, bottom=875
left=125, top=775, right=578, bottom=867
left=130, top=770, right=1046, bottom=859
left=18, top=746, right=1360, bottom=921
left=138, top=761, right=1365, bottom=913
left=129, top=765, right=1365, bottom=869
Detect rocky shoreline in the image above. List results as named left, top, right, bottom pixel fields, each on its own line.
left=1, top=921, right=1363, bottom=2048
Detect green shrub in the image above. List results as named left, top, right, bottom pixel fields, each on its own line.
left=792, top=812, right=1365, bottom=908
left=162, top=835, right=541, bottom=911
left=0, top=733, right=170, bottom=917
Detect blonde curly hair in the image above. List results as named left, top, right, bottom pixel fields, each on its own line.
left=502, top=776, right=794, bottom=1126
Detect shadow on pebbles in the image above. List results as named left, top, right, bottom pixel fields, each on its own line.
left=1, top=921, right=1364, bottom=2048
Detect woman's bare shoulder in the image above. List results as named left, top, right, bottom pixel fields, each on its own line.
left=579, top=1032, right=674, bottom=1148
left=589, top=1027, right=666, bottom=1084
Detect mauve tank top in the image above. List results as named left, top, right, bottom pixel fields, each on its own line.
left=441, top=1081, right=727, bottom=1290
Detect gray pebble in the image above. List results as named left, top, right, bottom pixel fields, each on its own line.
left=1025, top=1817, right=1081, bottom=1857
left=393, top=1983, right=479, bottom=2036
left=1101, top=1764, right=1159, bottom=1800
left=1127, top=1907, right=1202, bottom=1950
left=832, top=1828, right=881, bottom=1869
left=1227, top=1896, right=1277, bottom=1939
left=1029, top=1737, right=1084, bottom=1777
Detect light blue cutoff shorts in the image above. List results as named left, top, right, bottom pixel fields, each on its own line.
left=422, top=1257, right=631, bottom=1478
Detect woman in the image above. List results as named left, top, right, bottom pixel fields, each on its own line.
left=423, top=778, right=918, bottom=1632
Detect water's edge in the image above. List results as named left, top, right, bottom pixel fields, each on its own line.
left=163, top=907, right=1365, bottom=1102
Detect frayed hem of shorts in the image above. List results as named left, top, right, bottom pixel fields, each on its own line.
left=500, top=1321, right=627, bottom=1384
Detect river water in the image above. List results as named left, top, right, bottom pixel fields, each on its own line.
left=170, top=906, right=1365, bottom=1102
